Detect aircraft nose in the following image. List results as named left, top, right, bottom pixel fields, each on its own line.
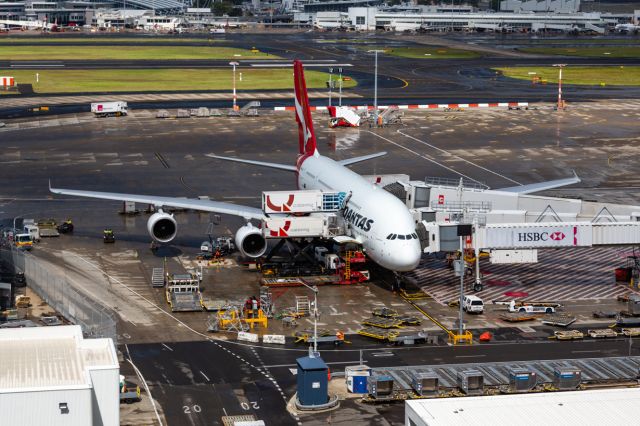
left=393, top=241, right=422, bottom=272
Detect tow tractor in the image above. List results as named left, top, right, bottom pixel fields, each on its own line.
left=103, top=228, right=115, bottom=243
left=57, top=219, right=74, bottom=234
left=119, top=377, right=141, bottom=404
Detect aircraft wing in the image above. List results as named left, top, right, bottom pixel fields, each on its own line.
left=498, top=172, right=580, bottom=195
left=206, top=154, right=297, bottom=172
left=339, top=152, right=387, bottom=166
left=49, top=184, right=265, bottom=221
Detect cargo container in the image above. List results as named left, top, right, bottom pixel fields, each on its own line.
left=91, top=101, right=128, bottom=117
left=262, top=190, right=345, bottom=214
left=345, top=365, right=370, bottom=394
left=263, top=216, right=327, bottom=238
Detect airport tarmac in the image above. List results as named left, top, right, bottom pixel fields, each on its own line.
left=2, top=100, right=640, bottom=424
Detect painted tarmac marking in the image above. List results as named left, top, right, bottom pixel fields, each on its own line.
left=161, top=343, right=173, bottom=352
left=397, top=130, right=521, bottom=185
left=455, top=354, right=486, bottom=358
left=367, top=131, right=484, bottom=185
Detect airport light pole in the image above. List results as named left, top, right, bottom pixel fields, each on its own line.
left=338, top=67, right=343, bottom=107
left=553, top=64, right=566, bottom=110
left=328, top=67, right=333, bottom=107
left=299, top=280, right=319, bottom=355
left=229, top=61, right=239, bottom=111
left=368, top=50, right=384, bottom=127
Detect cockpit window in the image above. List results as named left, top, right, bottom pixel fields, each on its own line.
left=397, top=234, right=406, bottom=240
left=406, top=235, right=412, bottom=240
left=386, top=234, right=398, bottom=240
left=412, top=233, right=418, bottom=239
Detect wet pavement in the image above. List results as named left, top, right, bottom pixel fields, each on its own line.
left=1, top=99, right=640, bottom=424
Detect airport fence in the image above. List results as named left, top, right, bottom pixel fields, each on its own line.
left=0, top=244, right=118, bottom=342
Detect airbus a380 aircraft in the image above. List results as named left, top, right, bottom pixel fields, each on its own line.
left=50, top=60, right=579, bottom=272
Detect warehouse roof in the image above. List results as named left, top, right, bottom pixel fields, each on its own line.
left=405, top=388, right=640, bottom=426
left=0, top=325, right=118, bottom=393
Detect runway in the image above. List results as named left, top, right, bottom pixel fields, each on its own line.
left=1, top=32, right=640, bottom=119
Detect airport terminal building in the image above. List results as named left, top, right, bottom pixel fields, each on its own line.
left=297, top=7, right=622, bottom=33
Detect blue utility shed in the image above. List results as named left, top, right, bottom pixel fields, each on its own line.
left=296, top=355, right=329, bottom=406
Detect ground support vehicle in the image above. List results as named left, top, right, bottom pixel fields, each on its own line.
left=165, top=273, right=202, bottom=312
left=36, top=219, right=60, bottom=237
left=462, top=295, right=484, bottom=314
left=14, top=234, right=32, bottom=250
left=120, top=380, right=141, bottom=404
left=91, top=101, right=127, bottom=117
left=103, top=229, right=115, bottom=243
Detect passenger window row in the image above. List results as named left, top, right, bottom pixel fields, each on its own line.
left=386, top=233, right=419, bottom=240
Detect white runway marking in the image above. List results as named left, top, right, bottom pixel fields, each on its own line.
left=366, top=131, right=485, bottom=185
left=397, top=129, right=522, bottom=185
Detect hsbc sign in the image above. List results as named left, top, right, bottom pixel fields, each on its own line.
left=485, top=224, right=593, bottom=249
left=517, top=231, right=565, bottom=242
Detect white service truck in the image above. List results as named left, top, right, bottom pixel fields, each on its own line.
left=462, top=295, right=484, bottom=314
left=91, top=101, right=128, bottom=117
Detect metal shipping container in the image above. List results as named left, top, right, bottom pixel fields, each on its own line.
left=263, top=216, right=326, bottom=238
left=262, top=190, right=346, bottom=214
left=262, top=190, right=326, bottom=213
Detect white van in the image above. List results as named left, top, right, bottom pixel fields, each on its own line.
left=463, top=295, right=484, bottom=314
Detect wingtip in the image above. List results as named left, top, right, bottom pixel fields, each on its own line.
left=572, top=169, right=581, bottom=182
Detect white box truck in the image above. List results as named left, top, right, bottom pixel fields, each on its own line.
left=91, top=101, right=128, bottom=117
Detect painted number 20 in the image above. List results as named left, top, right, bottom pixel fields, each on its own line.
left=241, top=401, right=260, bottom=410
left=183, top=405, right=202, bottom=414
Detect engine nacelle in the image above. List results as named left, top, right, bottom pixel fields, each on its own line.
left=235, top=223, right=267, bottom=258
left=147, top=211, right=177, bottom=243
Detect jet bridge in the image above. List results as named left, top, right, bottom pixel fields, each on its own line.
left=422, top=221, right=640, bottom=254
left=387, top=176, right=640, bottom=224
left=420, top=220, right=640, bottom=292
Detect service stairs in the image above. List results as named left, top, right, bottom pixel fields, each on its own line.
left=151, top=268, right=165, bottom=287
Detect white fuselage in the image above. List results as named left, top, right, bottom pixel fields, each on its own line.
left=298, top=154, right=422, bottom=271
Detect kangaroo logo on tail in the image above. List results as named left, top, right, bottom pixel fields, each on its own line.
left=293, top=60, right=317, bottom=157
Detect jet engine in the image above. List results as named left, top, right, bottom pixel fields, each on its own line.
left=235, top=223, right=267, bottom=258
left=147, top=211, right=177, bottom=243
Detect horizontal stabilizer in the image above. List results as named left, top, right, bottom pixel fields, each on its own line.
left=499, top=171, right=580, bottom=194
left=206, top=154, right=297, bottom=172
left=338, top=152, right=387, bottom=167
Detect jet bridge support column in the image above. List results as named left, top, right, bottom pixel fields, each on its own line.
left=474, top=245, right=482, bottom=292
left=473, top=220, right=482, bottom=292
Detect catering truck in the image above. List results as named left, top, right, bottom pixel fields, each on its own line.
left=91, top=101, right=128, bottom=117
